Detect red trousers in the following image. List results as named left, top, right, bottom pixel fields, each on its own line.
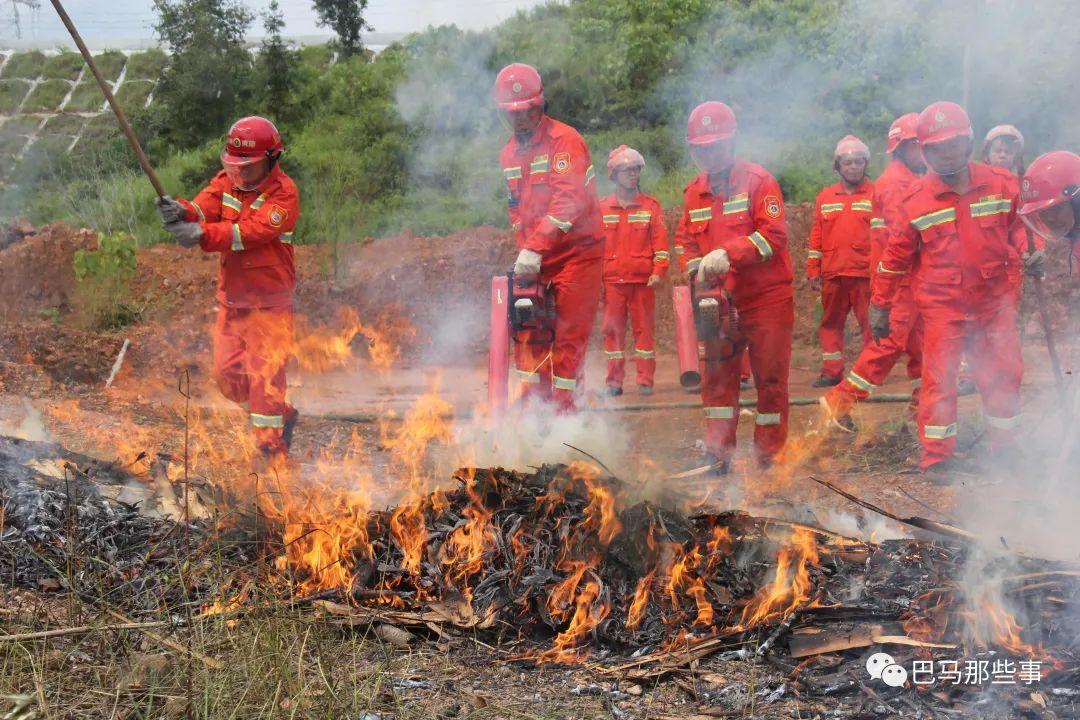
left=214, top=306, right=295, bottom=454
left=818, top=276, right=870, bottom=378
left=916, top=296, right=1022, bottom=468
left=515, top=254, right=602, bottom=412
left=825, top=284, right=922, bottom=416
left=602, top=282, right=656, bottom=388
left=701, top=297, right=793, bottom=462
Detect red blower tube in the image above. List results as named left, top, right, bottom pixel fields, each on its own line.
left=488, top=275, right=511, bottom=418
left=673, top=285, right=700, bottom=388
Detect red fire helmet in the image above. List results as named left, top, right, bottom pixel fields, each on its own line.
left=886, top=112, right=919, bottom=154
left=1019, top=151, right=1080, bottom=217
left=222, top=116, right=283, bottom=170
left=607, top=144, right=645, bottom=179
left=834, top=134, right=869, bottom=161
left=916, top=101, right=973, bottom=147
left=687, top=101, right=737, bottom=146
left=494, top=63, right=544, bottom=111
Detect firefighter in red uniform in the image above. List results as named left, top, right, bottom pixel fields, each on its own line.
left=821, top=113, right=925, bottom=427
left=495, top=63, right=603, bottom=412
left=807, top=135, right=874, bottom=386
left=869, top=102, right=1024, bottom=477
left=155, top=116, right=299, bottom=463
left=1019, top=151, right=1080, bottom=271
left=599, top=145, right=669, bottom=396
left=677, top=101, right=793, bottom=472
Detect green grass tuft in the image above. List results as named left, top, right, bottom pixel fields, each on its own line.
left=124, top=48, right=168, bottom=80
left=42, top=52, right=85, bottom=81
left=21, top=79, right=73, bottom=113
left=92, top=50, right=127, bottom=82
left=115, top=79, right=155, bottom=109
left=62, top=82, right=106, bottom=112
left=0, top=79, right=31, bottom=112
left=0, top=51, right=46, bottom=80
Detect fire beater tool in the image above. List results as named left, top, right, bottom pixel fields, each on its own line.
left=49, top=0, right=166, bottom=199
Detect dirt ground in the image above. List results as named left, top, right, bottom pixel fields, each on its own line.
left=1, top=212, right=1079, bottom=718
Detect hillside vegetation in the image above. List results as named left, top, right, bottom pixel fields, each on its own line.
left=1, top=0, right=1078, bottom=248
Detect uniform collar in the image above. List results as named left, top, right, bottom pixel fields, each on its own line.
left=837, top=177, right=872, bottom=195
left=925, top=162, right=990, bottom=198
left=693, top=158, right=747, bottom=198
left=513, top=115, right=550, bottom=153
left=233, top=163, right=281, bottom=195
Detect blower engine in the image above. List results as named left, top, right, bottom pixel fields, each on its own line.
left=673, top=277, right=742, bottom=388
left=487, top=271, right=556, bottom=417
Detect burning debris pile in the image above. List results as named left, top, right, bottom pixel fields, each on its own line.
left=262, top=462, right=1080, bottom=716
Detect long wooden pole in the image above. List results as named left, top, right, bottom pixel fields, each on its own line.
left=49, top=0, right=166, bottom=198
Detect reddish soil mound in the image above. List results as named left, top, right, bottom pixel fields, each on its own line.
left=0, top=222, right=95, bottom=321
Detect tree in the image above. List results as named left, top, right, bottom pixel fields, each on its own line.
left=259, top=0, right=297, bottom=118
left=152, top=0, right=254, bottom=149
left=312, top=0, right=372, bottom=59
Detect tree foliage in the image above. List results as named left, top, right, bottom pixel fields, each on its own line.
left=312, top=0, right=373, bottom=59
left=258, top=0, right=299, bottom=122
left=151, top=0, right=254, bottom=149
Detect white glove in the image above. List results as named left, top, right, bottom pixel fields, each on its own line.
left=514, top=248, right=542, bottom=277
left=696, top=248, right=730, bottom=283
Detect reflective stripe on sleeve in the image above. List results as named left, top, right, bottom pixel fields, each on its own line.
left=530, top=155, right=549, bottom=174
left=870, top=217, right=885, bottom=229
left=603, top=350, right=625, bottom=359
left=628, top=211, right=652, bottom=223
left=687, top=258, right=701, bottom=274
left=689, top=207, right=712, bottom=223
left=923, top=422, right=958, bottom=439
left=654, top=250, right=670, bottom=261
left=231, top=224, right=244, bottom=251
left=548, top=215, right=572, bottom=232
left=820, top=203, right=845, bottom=214
left=755, top=412, right=782, bottom=426
left=250, top=193, right=267, bottom=210
left=250, top=413, right=284, bottom=428
left=279, top=232, right=294, bottom=245
left=851, top=200, right=873, bottom=212
left=807, top=250, right=823, bottom=260
left=603, top=214, right=621, bottom=223
left=722, top=194, right=749, bottom=214
left=190, top=201, right=206, bottom=222
left=822, top=351, right=842, bottom=361
left=634, top=348, right=656, bottom=359
left=503, top=166, right=523, bottom=180
left=748, top=231, right=773, bottom=260
left=876, top=262, right=905, bottom=276
left=970, top=197, right=1012, bottom=218
left=704, top=406, right=735, bottom=420
left=584, top=165, right=596, bottom=185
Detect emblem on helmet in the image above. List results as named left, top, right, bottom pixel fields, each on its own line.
left=231, top=137, right=242, bottom=147
left=513, top=82, right=522, bottom=93
left=701, top=115, right=711, bottom=127
left=934, top=111, right=946, bottom=123
left=1022, top=179, right=1030, bottom=191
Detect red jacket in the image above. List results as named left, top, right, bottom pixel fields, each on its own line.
left=869, top=159, right=922, bottom=285
left=179, top=164, right=298, bottom=309
left=499, top=115, right=602, bottom=273
left=599, top=192, right=670, bottom=284
left=677, top=159, right=793, bottom=311
left=807, top=178, right=874, bottom=280
left=872, top=162, right=1020, bottom=310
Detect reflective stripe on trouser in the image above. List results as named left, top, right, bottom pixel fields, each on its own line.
left=601, top=282, right=657, bottom=388
left=701, top=297, right=792, bottom=461
left=213, top=305, right=295, bottom=454
left=818, top=276, right=870, bottom=377
left=825, top=284, right=922, bottom=418
left=916, top=297, right=1022, bottom=469
left=514, top=253, right=602, bottom=413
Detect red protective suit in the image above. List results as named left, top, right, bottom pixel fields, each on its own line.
left=824, top=159, right=924, bottom=417
left=178, top=164, right=299, bottom=454
left=872, top=162, right=1023, bottom=469
left=678, top=159, right=793, bottom=462
left=500, top=115, right=603, bottom=411
left=600, top=192, right=669, bottom=388
left=807, top=179, right=873, bottom=377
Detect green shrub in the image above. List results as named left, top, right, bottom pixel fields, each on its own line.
left=0, top=79, right=31, bottom=112
left=42, top=114, right=87, bottom=136
left=124, top=48, right=168, bottom=80
left=115, top=79, right=155, bottom=109
left=64, top=82, right=106, bottom=112
left=42, top=52, right=85, bottom=81
left=72, top=230, right=142, bottom=330
left=92, top=51, right=128, bottom=82
left=0, top=51, right=46, bottom=80
left=22, top=79, right=73, bottom=112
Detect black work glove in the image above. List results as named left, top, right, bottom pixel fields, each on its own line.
left=155, top=195, right=186, bottom=225
left=166, top=221, right=203, bottom=248
left=868, top=303, right=891, bottom=342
